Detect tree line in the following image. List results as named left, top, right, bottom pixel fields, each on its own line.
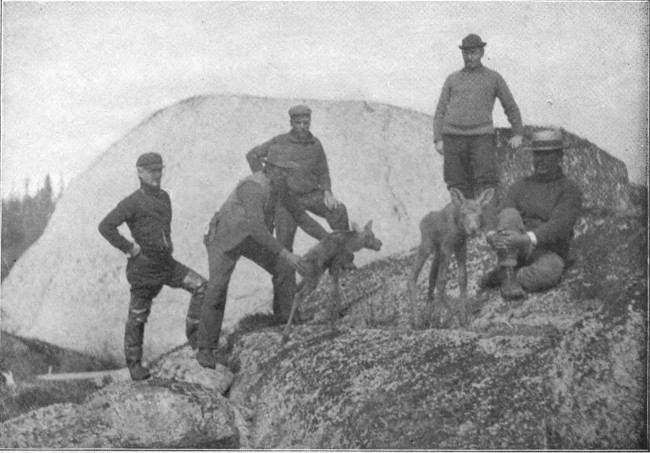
left=2, top=175, right=61, bottom=280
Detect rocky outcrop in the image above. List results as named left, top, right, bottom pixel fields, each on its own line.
left=1, top=95, right=634, bottom=364
left=223, top=212, right=647, bottom=449
left=0, top=378, right=242, bottom=449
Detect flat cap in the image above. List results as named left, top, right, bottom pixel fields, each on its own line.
left=288, top=105, right=312, bottom=117
left=524, top=129, right=567, bottom=152
left=136, top=152, right=164, bottom=169
left=459, top=33, right=487, bottom=50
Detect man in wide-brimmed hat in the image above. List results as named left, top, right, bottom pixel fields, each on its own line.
left=433, top=33, right=524, bottom=234
left=479, top=129, right=583, bottom=299
left=196, top=153, right=329, bottom=369
left=99, top=152, right=208, bottom=381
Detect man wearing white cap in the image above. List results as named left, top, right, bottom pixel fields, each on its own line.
left=480, top=129, right=583, bottom=299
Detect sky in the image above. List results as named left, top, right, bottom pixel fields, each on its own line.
left=1, top=1, right=648, bottom=197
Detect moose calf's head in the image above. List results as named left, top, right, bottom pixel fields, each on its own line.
left=351, top=220, right=383, bottom=251
left=449, top=188, right=495, bottom=238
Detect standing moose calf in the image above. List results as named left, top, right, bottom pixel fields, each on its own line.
left=407, top=188, right=494, bottom=329
left=283, top=220, right=382, bottom=342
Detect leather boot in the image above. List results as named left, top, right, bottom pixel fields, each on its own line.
left=500, top=267, right=525, bottom=300
left=128, top=362, right=151, bottom=381
left=479, top=266, right=504, bottom=289
left=185, top=318, right=200, bottom=349
left=197, top=348, right=217, bottom=369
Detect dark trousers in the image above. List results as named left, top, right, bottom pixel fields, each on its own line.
left=273, top=189, right=349, bottom=316
left=197, top=237, right=293, bottom=350
left=124, top=254, right=206, bottom=366
left=442, top=134, right=498, bottom=231
left=496, top=208, right=565, bottom=291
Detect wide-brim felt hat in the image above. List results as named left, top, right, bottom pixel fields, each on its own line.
left=524, top=129, right=567, bottom=152
left=459, top=33, right=487, bottom=49
left=136, top=152, right=164, bottom=169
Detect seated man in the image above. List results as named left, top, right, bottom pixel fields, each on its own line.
left=480, top=129, right=583, bottom=299
left=246, top=104, right=350, bottom=319
left=196, top=154, right=329, bottom=369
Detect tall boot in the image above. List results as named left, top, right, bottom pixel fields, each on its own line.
left=124, top=297, right=151, bottom=381
left=185, top=287, right=205, bottom=350
left=500, top=266, right=525, bottom=300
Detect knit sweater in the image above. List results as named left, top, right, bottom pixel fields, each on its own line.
left=99, top=182, right=174, bottom=260
left=246, top=131, right=332, bottom=194
left=433, top=65, right=523, bottom=142
left=499, top=172, right=583, bottom=259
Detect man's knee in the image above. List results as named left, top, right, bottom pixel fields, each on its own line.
left=127, top=296, right=152, bottom=325
left=497, top=208, right=524, bottom=232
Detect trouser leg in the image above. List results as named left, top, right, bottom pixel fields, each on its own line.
left=274, top=205, right=298, bottom=321
left=237, top=238, right=293, bottom=322
left=443, top=135, right=473, bottom=199
left=517, top=250, right=565, bottom=291
left=470, top=134, right=499, bottom=233
left=197, top=244, right=237, bottom=350
left=299, top=190, right=350, bottom=231
left=124, top=294, right=153, bottom=367
left=180, top=269, right=208, bottom=349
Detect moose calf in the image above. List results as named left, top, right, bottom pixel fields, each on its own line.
left=283, top=220, right=382, bottom=342
left=407, top=188, right=494, bottom=329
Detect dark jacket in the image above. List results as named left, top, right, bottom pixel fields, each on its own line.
left=99, top=183, right=174, bottom=260
left=499, top=172, right=582, bottom=259
left=246, top=131, right=332, bottom=194
left=212, top=171, right=328, bottom=254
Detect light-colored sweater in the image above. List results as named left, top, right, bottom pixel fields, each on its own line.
left=433, top=65, right=523, bottom=142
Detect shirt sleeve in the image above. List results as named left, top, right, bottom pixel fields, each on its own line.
left=280, top=182, right=329, bottom=241
left=314, top=139, right=332, bottom=192
left=98, top=197, right=135, bottom=254
left=495, top=73, right=523, bottom=136
left=433, top=76, right=452, bottom=142
left=246, top=138, right=275, bottom=173
left=237, top=180, right=285, bottom=255
left=532, top=183, right=583, bottom=247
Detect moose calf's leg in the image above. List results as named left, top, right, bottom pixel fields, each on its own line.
left=455, top=243, right=469, bottom=327
left=408, top=244, right=431, bottom=329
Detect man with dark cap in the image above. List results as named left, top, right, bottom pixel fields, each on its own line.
left=99, top=152, right=207, bottom=380
left=433, top=33, right=524, bottom=236
left=245, top=104, right=350, bottom=320
left=196, top=154, right=329, bottom=369
left=479, top=129, right=583, bottom=299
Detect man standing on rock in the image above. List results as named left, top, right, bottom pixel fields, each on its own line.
left=246, top=105, right=352, bottom=320
left=480, top=129, right=583, bottom=299
left=196, top=154, right=329, bottom=369
left=433, top=33, right=524, bottom=234
left=99, top=152, right=207, bottom=381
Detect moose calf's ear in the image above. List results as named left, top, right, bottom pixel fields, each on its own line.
left=479, top=187, right=495, bottom=206
left=450, top=188, right=465, bottom=205
left=364, top=220, right=373, bottom=231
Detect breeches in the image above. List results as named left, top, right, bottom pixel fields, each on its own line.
left=198, top=237, right=292, bottom=349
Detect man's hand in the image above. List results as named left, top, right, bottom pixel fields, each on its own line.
left=126, top=243, right=141, bottom=258
left=280, top=249, right=311, bottom=276
left=323, top=190, right=340, bottom=210
left=435, top=140, right=444, bottom=155
left=508, top=135, right=523, bottom=149
left=498, top=231, right=531, bottom=249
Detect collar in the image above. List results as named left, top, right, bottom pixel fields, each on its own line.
left=462, top=63, right=484, bottom=73
left=287, top=130, right=315, bottom=144
left=140, top=180, right=163, bottom=196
